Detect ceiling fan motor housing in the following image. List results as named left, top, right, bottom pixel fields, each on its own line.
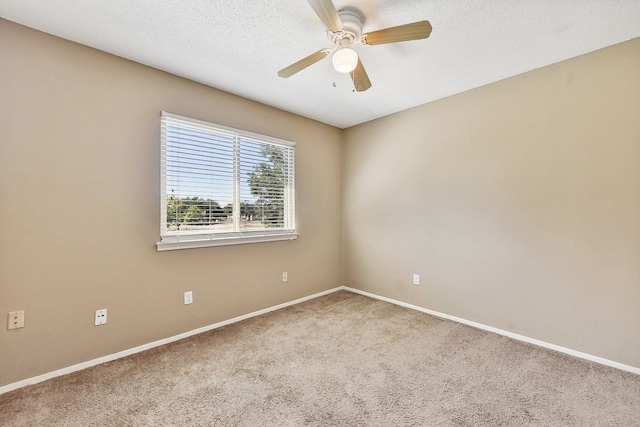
left=328, top=7, right=364, bottom=47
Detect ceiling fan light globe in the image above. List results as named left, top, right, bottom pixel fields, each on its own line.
left=332, top=48, right=358, bottom=73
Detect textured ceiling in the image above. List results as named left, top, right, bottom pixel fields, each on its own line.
left=1, top=0, right=639, bottom=128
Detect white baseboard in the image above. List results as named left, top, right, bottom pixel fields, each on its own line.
left=344, top=286, right=640, bottom=376
left=0, top=287, right=344, bottom=395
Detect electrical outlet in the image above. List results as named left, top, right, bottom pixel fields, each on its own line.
left=282, top=272, right=288, bottom=283
left=7, top=310, right=25, bottom=330
left=413, top=274, right=420, bottom=285
left=184, top=291, right=193, bottom=305
left=95, top=309, right=107, bottom=326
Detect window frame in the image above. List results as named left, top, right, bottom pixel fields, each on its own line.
left=157, top=112, right=297, bottom=251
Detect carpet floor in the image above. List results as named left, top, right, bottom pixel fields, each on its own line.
left=1, top=290, right=639, bottom=426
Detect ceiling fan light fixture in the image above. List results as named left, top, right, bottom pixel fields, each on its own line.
left=332, top=47, right=358, bottom=73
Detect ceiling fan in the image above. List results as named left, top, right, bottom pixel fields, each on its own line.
left=278, top=0, right=432, bottom=92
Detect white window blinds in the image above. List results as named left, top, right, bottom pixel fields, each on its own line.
left=158, top=112, right=296, bottom=250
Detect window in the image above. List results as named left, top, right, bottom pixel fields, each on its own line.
left=157, top=112, right=296, bottom=251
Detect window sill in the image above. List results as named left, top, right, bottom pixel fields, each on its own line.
left=156, top=232, right=298, bottom=251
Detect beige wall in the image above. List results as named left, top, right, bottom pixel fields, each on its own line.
left=343, top=38, right=640, bottom=368
left=0, top=20, right=343, bottom=386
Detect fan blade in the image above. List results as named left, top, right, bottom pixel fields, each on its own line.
left=278, top=49, right=331, bottom=78
left=362, top=20, right=432, bottom=45
left=306, top=0, right=343, bottom=33
left=350, top=58, right=372, bottom=92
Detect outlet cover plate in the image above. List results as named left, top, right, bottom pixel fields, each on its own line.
left=184, top=291, right=193, bottom=305
left=413, top=274, right=420, bottom=285
left=95, top=309, right=107, bottom=326
left=8, top=310, right=25, bottom=330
